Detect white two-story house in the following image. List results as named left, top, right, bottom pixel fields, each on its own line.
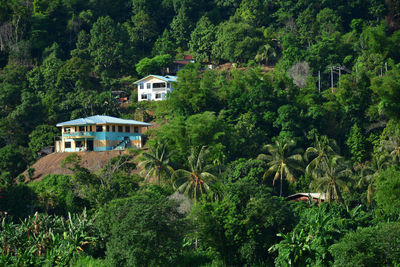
left=134, top=75, right=177, bottom=102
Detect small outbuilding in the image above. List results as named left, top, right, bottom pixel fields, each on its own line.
left=286, top=193, right=327, bottom=204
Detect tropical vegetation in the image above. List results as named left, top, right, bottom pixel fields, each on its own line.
left=0, top=0, right=400, bottom=266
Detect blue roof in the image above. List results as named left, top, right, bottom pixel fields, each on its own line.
left=133, top=75, right=177, bottom=84
left=56, top=115, right=152, bottom=127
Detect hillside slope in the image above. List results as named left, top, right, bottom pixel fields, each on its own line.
left=25, top=151, right=127, bottom=181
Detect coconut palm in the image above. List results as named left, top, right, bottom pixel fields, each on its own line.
left=254, top=43, right=277, bottom=65
left=305, top=135, right=339, bottom=174
left=173, top=146, right=216, bottom=203
left=139, top=141, right=173, bottom=186
left=356, top=153, right=391, bottom=202
left=258, top=140, right=303, bottom=197
left=381, top=135, right=400, bottom=163
left=310, top=155, right=352, bottom=202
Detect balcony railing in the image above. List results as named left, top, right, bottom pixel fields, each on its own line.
left=62, top=131, right=95, bottom=137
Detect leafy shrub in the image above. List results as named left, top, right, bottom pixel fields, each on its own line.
left=330, top=222, right=400, bottom=266
left=271, top=203, right=374, bottom=267
left=29, top=174, right=88, bottom=216
left=193, top=176, right=295, bottom=266
left=96, top=190, right=186, bottom=266
left=374, top=166, right=400, bottom=220
left=0, top=210, right=99, bottom=266
left=0, top=184, right=37, bottom=220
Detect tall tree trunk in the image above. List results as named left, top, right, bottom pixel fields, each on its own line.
left=280, top=169, right=283, bottom=197
left=157, top=168, right=160, bottom=186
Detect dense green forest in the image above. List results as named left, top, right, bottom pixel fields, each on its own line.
left=1, top=0, right=400, bottom=265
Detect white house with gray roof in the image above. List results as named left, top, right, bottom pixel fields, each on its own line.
left=134, top=75, right=177, bottom=102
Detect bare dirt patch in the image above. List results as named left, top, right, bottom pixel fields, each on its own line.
left=24, top=151, right=128, bottom=182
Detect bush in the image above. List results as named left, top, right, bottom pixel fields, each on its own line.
left=0, top=210, right=99, bottom=266
left=29, top=174, right=88, bottom=216
left=374, top=166, right=400, bottom=220
left=193, top=176, right=295, bottom=266
left=0, top=184, right=37, bottom=220
left=331, top=222, right=400, bottom=266
left=96, top=190, right=186, bottom=266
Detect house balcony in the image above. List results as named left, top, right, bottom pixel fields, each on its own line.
left=62, top=131, right=95, bottom=138
left=152, top=87, right=167, bottom=91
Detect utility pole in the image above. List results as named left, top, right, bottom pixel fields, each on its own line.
left=318, top=71, right=321, bottom=93
left=331, top=67, right=334, bottom=91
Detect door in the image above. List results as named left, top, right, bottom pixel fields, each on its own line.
left=87, top=140, right=94, bottom=151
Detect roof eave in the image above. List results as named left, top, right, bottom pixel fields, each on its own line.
left=134, top=75, right=167, bottom=84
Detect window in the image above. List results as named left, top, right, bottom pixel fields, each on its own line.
left=134, top=126, right=139, bottom=133
left=106, top=125, right=110, bottom=132
left=89, top=126, right=92, bottom=131
left=112, top=125, right=115, bottom=132
left=65, top=127, right=71, bottom=133
left=155, top=93, right=161, bottom=99
left=96, top=126, right=103, bottom=132
left=167, top=83, right=171, bottom=88
left=76, top=141, right=82, bottom=147
left=147, top=83, right=151, bottom=89
left=125, top=126, right=130, bottom=132
left=139, top=83, right=144, bottom=89
left=75, top=126, right=78, bottom=132
left=65, top=142, right=71, bottom=148
left=118, top=126, right=123, bottom=132
left=141, top=94, right=148, bottom=100
left=153, top=82, right=166, bottom=89
left=79, top=126, right=85, bottom=131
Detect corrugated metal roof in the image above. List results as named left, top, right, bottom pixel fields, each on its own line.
left=133, top=75, right=177, bottom=84
left=286, top=193, right=327, bottom=200
left=56, top=115, right=152, bottom=127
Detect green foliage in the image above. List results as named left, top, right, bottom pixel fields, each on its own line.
left=29, top=174, right=87, bottom=215
left=212, top=17, right=263, bottom=63
left=60, top=153, right=140, bottom=208
left=28, top=124, right=59, bottom=157
left=0, top=210, right=99, bottom=266
left=193, top=177, right=295, bottom=266
left=331, top=222, right=400, bottom=266
left=272, top=203, right=373, bottom=267
left=310, top=155, right=352, bottom=203
left=346, top=124, right=368, bottom=163
left=170, top=7, right=193, bottom=50
left=135, top=54, right=173, bottom=76
left=139, top=140, right=173, bottom=185
left=88, top=16, right=133, bottom=82
left=0, top=0, right=400, bottom=264
left=96, top=190, right=185, bottom=266
left=374, top=166, right=400, bottom=220
left=371, top=66, right=400, bottom=120
left=173, top=146, right=216, bottom=202
left=258, top=139, right=303, bottom=196
left=189, top=16, right=216, bottom=62
left=0, top=183, right=37, bottom=219
left=0, top=144, right=27, bottom=179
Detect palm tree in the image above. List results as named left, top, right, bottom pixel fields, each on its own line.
left=381, top=135, right=400, bottom=163
left=258, top=140, right=303, bottom=197
left=138, top=141, right=173, bottom=186
left=173, top=146, right=216, bottom=203
left=254, top=43, right=277, bottom=65
left=305, top=135, right=339, bottom=174
left=356, top=153, right=391, bottom=202
left=310, top=155, right=352, bottom=202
